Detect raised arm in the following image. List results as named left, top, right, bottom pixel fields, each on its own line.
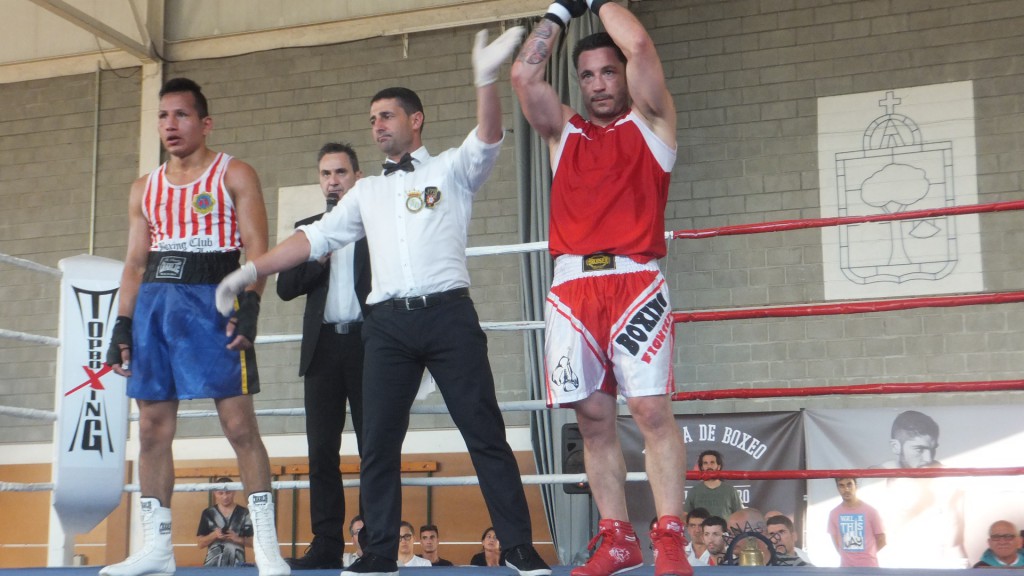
left=594, top=1, right=676, bottom=147
left=511, top=4, right=582, bottom=143
left=473, top=26, right=526, bottom=144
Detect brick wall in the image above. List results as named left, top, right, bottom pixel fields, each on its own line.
left=638, top=0, right=1024, bottom=413
left=0, top=71, right=139, bottom=442
left=3, top=0, right=1024, bottom=444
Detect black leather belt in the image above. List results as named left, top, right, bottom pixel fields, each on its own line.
left=322, top=321, right=362, bottom=334
left=374, top=287, right=470, bottom=311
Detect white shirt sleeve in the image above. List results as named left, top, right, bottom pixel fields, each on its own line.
left=297, top=186, right=366, bottom=260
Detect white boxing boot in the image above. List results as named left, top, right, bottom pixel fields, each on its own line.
left=99, top=497, right=175, bottom=576
left=248, top=491, right=291, bottom=576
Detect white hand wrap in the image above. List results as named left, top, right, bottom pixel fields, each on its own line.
left=472, top=26, right=526, bottom=87
left=216, top=261, right=257, bottom=316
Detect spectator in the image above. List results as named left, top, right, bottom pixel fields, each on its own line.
left=766, top=515, right=812, bottom=567
left=828, top=478, right=885, bottom=567
left=343, top=516, right=364, bottom=568
left=685, top=508, right=711, bottom=566
left=724, top=507, right=770, bottom=566
left=973, top=520, right=1024, bottom=568
left=470, top=527, right=501, bottom=567
left=195, top=478, right=253, bottom=567
left=685, top=450, right=743, bottom=520
left=419, top=524, right=453, bottom=566
left=702, top=517, right=729, bottom=566
left=398, top=521, right=431, bottom=567
left=277, top=141, right=367, bottom=570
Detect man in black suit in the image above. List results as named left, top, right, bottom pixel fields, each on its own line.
left=277, top=142, right=368, bottom=569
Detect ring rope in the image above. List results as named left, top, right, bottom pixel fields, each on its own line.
left=1, top=379, right=1019, bottom=422
left=8, top=465, right=1023, bottom=495
left=0, top=253, right=61, bottom=277
left=0, top=328, right=60, bottom=346
left=438, top=201, right=1024, bottom=259
left=674, top=290, right=1024, bottom=323
left=0, top=481, right=54, bottom=492
left=671, top=379, right=1024, bottom=401
left=0, top=405, right=58, bottom=421
left=672, top=199, right=1024, bottom=240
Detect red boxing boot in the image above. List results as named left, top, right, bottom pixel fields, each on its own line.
left=570, top=519, right=644, bottom=576
left=650, top=516, right=693, bottom=576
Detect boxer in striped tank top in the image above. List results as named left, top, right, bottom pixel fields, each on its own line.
left=102, top=77, right=289, bottom=576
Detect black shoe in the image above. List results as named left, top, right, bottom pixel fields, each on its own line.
left=504, top=544, right=552, bottom=576
left=287, top=539, right=343, bottom=570
left=341, top=553, right=398, bottom=576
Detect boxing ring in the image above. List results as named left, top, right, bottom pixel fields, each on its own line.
left=2, top=199, right=1024, bottom=574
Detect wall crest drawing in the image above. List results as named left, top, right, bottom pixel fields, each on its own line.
left=818, top=82, right=982, bottom=301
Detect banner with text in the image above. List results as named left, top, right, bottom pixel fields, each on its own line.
left=618, top=411, right=804, bottom=552
left=804, top=406, right=1024, bottom=568
left=53, top=255, right=129, bottom=535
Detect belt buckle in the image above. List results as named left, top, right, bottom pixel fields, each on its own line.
left=404, top=295, right=429, bottom=310
left=582, top=252, right=615, bottom=272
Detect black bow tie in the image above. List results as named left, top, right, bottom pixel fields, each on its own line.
left=383, top=153, right=415, bottom=175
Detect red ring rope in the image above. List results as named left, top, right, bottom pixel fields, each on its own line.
left=672, top=291, right=1024, bottom=323
left=671, top=199, right=1024, bottom=240
left=687, top=467, right=1024, bottom=481
left=671, top=379, right=1024, bottom=401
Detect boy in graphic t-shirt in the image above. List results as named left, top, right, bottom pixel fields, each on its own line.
left=828, top=478, right=886, bottom=567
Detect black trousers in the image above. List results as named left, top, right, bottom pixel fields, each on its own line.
left=304, top=325, right=364, bottom=552
left=360, top=296, right=532, bottom=560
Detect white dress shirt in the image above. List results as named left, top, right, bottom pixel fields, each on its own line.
left=322, top=242, right=361, bottom=324
left=685, top=542, right=710, bottom=566
left=300, top=128, right=502, bottom=305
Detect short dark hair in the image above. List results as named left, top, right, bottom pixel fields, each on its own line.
left=349, top=515, right=363, bottom=534
left=835, top=477, right=857, bottom=486
left=572, top=32, right=627, bottom=70
left=371, top=86, right=425, bottom=130
left=703, top=516, right=728, bottom=532
left=687, top=507, right=711, bottom=523
left=317, top=142, right=360, bottom=172
left=766, top=515, right=795, bottom=532
left=698, top=450, right=723, bottom=469
left=891, top=410, right=939, bottom=442
left=420, top=524, right=439, bottom=536
left=400, top=520, right=415, bottom=532
left=160, top=77, right=209, bottom=119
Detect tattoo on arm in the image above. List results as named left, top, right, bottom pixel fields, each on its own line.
left=518, top=20, right=558, bottom=65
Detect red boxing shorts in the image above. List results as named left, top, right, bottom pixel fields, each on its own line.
left=544, top=255, right=675, bottom=407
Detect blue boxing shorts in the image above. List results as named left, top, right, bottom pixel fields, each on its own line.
left=128, top=251, right=260, bottom=401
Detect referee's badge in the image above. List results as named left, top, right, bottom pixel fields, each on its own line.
left=192, top=191, right=217, bottom=215
left=405, top=190, right=424, bottom=213
left=424, top=186, right=442, bottom=208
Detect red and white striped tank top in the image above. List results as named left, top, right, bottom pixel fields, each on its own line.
left=143, top=152, right=242, bottom=253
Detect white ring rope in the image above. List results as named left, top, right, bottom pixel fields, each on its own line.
left=0, top=328, right=60, bottom=346
left=0, top=253, right=61, bottom=277
left=0, top=481, right=55, bottom=492
left=0, top=399, right=549, bottom=423
left=0, top=405, right=58, bottom=421
left=466, top=240, right=548, bottom=257
left=120, top=472, right=616, bottom=494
